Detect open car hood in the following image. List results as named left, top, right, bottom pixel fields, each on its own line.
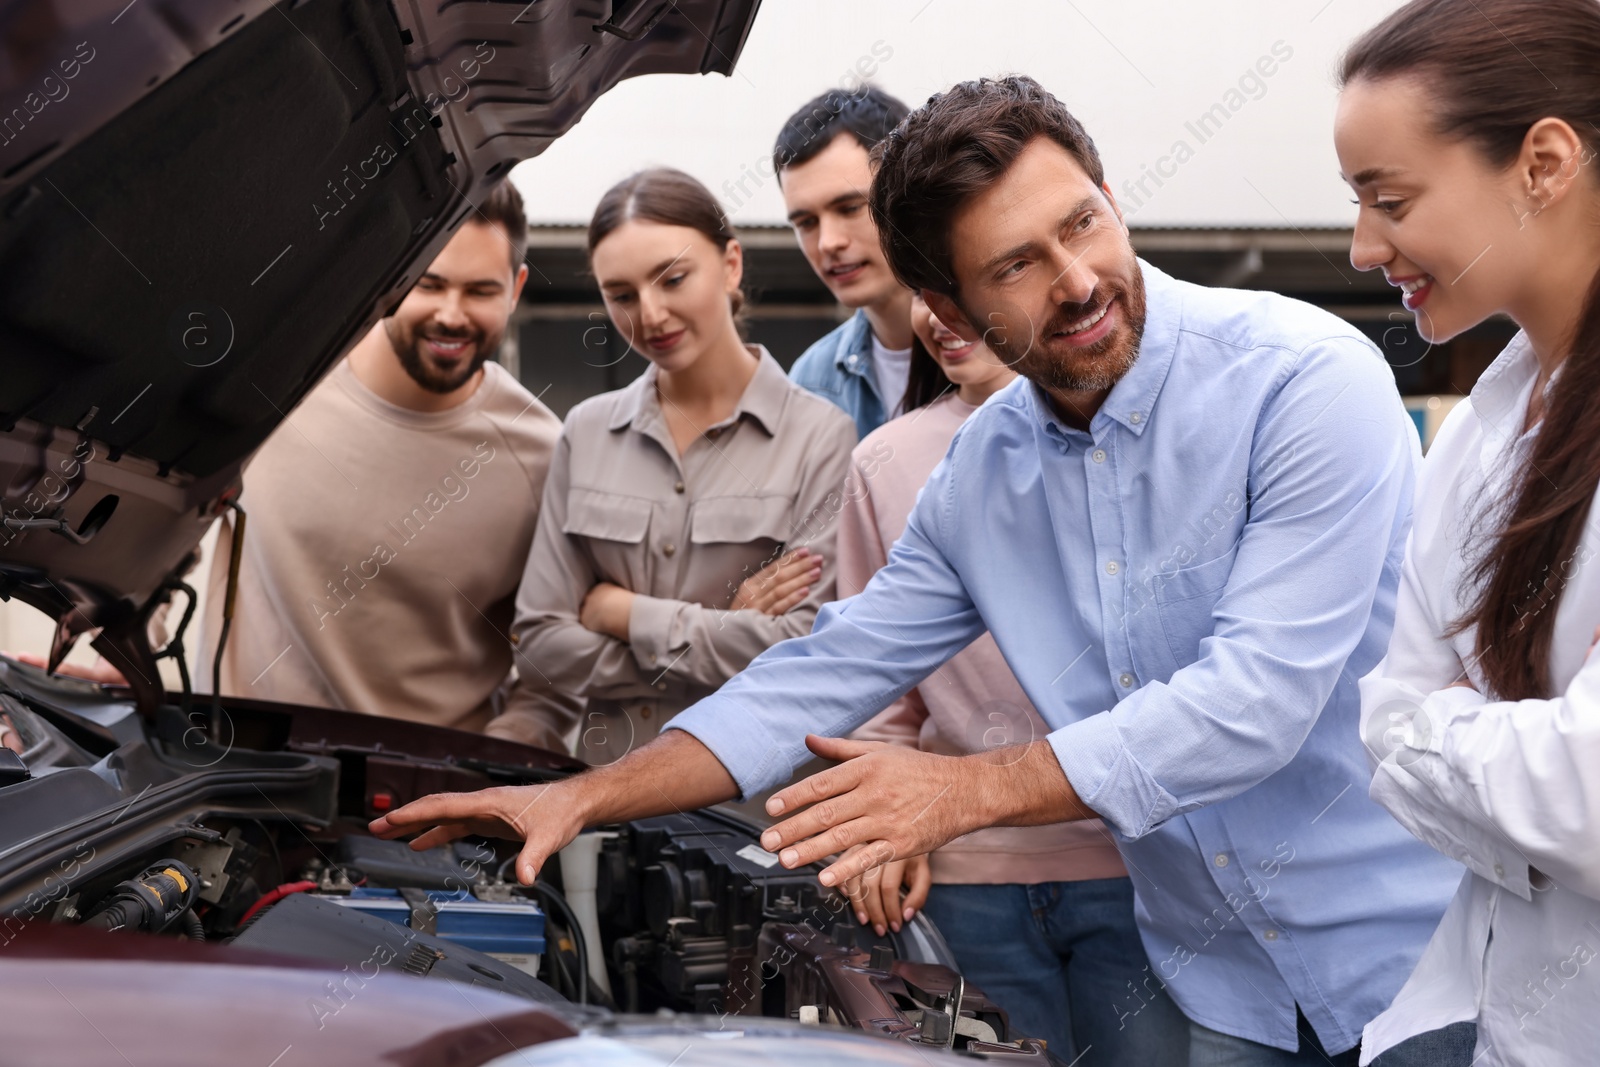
left=0, top=0, right=760, bottom=709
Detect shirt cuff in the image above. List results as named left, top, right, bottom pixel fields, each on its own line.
left=1048, top=711, right=1177, bottom=839
left=1416, top=684, right=1487, bottom=753
left=1368, top=759, right=1533, bottom=899
left=627, top=594, right=688, bottom=674
left=665, top=694, right=790, bottom=800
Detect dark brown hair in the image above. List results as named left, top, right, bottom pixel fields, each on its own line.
left=1342, top=0, right=1600, bottom=699
left=869, top=75, right=1105, bottom=296
left=586, top=167, right=746, bottom=322
left=772, top=85, right=909, bottom=174
left=901, top=336, right=954, bottom=413
left=477, top=179, right=528, bottom=273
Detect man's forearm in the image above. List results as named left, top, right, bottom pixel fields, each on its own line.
left=973, top=740, right=1098, bottom=828
left=369, top=725, right=741, bottom=885
left=571, top=729, right=740, bottom=827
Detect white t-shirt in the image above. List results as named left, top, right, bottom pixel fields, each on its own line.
left=871, top=335, right=913, bottom=419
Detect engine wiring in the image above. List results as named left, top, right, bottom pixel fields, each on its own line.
left=497, top=855, right=590, bottom=1006
left=237, top=879, right=317, bottom=926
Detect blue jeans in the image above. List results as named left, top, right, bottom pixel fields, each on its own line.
left=1189, top=1009, right=1476, bottom=1067
left=921, top=878, right=1190, bottom=1065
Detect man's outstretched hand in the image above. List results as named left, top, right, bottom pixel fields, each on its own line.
left=759, top=734, right=1092, bottom=890
left=365, top=728, right=1085, bottom=897
left=369, top=782, right=586, bottom=886
left=368, top=730, right=740, bottom=886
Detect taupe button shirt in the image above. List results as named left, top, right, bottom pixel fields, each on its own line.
left=490, top=346, right=856, bottom=764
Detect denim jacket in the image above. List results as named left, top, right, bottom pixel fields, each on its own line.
left=787, top=308, right=881, bottom=441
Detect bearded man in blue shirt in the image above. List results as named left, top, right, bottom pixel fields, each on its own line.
left=374, top=76, right=1469, bottom=1066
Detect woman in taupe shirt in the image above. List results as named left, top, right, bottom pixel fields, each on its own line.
left=490, top=169, right=856, bottom=764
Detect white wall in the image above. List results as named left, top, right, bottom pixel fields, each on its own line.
left=6, top=2, right=1411, bottom=680
left=511, top=0, right=1406, bottom=228
left=0, top=523, right=217, bottom=691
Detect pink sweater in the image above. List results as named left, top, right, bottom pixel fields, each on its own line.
left=838, top=394, right=1126, bottom=885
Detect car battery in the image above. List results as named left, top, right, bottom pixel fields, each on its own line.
left=319, top=888, right=545, bottom=977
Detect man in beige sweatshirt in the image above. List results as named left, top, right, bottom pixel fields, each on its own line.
left=195, top=181, right=573, bottom=746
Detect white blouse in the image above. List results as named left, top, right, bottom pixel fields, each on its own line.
left=1359, top=332, right=1600, bottom=1066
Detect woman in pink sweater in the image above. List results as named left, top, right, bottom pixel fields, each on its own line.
left=835, top=293, right=1187, bottom=1064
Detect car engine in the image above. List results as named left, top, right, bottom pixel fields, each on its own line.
left=0, top=660, right=1049, bottom=1059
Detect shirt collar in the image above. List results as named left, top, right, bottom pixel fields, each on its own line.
left=608, top=344, right=788, bottom=437
left=1024, top=257, right=1182, bottom=439
left=831, top=309, right=876, bottom=377
left=1467, top=330, right=1539, bottom=439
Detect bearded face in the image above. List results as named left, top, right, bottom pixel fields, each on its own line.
left=1003, top=262, right=1147, bottom=396
left=384, top=313, right=504, bottom=395
left=381, top=219, right=523, bottom=396
left=935, top=139, right=1149, bottom=412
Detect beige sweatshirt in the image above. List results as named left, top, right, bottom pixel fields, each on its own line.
left=198, top=358, right=573, bottom=738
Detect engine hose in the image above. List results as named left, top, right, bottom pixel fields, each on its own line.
left=527, top=881, right=588, bottom=1006
left=82, top=860, right=200, bottom=934
left=81, top=899, right=142, bottom=932
left=493, top=855, right=596, bottom=1006
left=180, top=908, right=205, bottom=941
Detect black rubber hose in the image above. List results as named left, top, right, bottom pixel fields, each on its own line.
left=151, top=579, right=197, bottom=715
left=180, top=908, right=205, bottom=941
left=527, top=881, right=588, bottom=1006
left=547, top=933, right=577, bottom=1000
left=493, top=857, right=601, bottom=1006
left=80, top=900, right=140, bottom=932
left=82, top=861, right=200, bottom=934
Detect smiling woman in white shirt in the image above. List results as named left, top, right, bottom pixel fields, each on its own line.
left=1334, top=1, right=1600, bottom=1064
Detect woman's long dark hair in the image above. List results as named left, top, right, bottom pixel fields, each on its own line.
left=900, top=336, right=954, bottom=413
left=586, top=167, right=747, bottom=333
left=1342, top=0, right=1600, bottom=700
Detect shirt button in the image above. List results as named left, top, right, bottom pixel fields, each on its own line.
left=1214, top=853, right=1229, bottom=868
left=655, top=682, right=667, bottom=692
left=1494, top=862, right=1505, bottom=879
left=640, top=707, right=652, bottom=719
left=509, top=633, right=520, bottom=646
left=663, top=543, right=676, bottom=557
left=1263, top=929, right=1279, bottom=942
left=1105, top=561, right=1119, bottom=575
left=1129, top=412, right=1143, bottom=425
left=674, top=480, right=685, bottom=494
left=1092, top=449, right=1106, bottom=463
left=1119, top=673, right=1134, bottom=688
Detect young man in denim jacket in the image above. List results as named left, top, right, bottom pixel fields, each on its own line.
left=776, top=87, right=915, bottom=439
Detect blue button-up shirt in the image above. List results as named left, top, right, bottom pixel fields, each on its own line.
left=788, top=308, right=884, bottom=440
left=668, top=261, right=1461, bottom=1053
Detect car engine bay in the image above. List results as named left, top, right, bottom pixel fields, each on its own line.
left=0, top=657, right=1048, bottom=1060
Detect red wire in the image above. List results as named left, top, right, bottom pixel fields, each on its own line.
left=238, top=880, right=317, bottom=925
